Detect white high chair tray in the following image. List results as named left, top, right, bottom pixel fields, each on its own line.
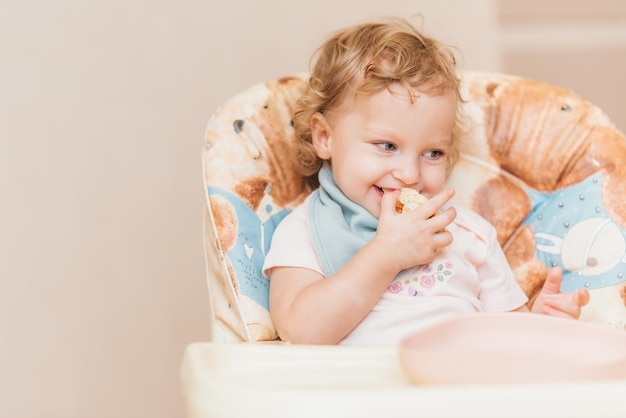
left=180, top=342, right=625, bottom=418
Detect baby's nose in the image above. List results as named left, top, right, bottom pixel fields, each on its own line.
left=394, top=159, right=420, bottom=185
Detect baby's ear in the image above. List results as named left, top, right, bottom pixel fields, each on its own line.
left=310, top=112, right=333, bottom=159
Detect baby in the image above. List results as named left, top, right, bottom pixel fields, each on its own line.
left=263, top=17, right=589, bottom=345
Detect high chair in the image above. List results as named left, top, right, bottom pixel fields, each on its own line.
left=181, top=71, right=626, bottom=418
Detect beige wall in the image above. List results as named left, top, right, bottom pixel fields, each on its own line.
left=1, top=1, right=498, bottom=417
left=4, top=1, right=625, bottom=417
left=4, top=0, right=626, bottom=417
left=497, top=0, right=626, bottom=130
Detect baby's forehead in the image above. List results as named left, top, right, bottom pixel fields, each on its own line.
left=334, top=83, right=457, bottom=112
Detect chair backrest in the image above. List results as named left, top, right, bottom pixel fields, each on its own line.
left=202, top=70, right=626, bottom=342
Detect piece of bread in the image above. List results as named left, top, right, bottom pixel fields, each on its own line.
left=395, top=188, right=429, bottom=213
left=396, top=188, right=447, bottom=232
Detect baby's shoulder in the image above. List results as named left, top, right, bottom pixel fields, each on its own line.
left=275, top=194, right=311, bottom=231
left=449, top=205, right=495, bottom=242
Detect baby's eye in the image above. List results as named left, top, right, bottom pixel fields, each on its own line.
left=424, top=149, right=445, bottom=159
left=376, top=142, right=397, bottom=152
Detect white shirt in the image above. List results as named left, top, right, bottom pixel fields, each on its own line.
left=263, top=196, right=528, bottom=345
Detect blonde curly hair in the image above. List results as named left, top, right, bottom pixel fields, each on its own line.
left=293, top=17, right=466, bottom=177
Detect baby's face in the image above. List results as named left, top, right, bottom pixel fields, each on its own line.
left=313, top=83, right=456, bottom=218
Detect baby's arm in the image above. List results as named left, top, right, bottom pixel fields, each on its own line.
left=269, top=189, right=456, bottom=345
left=269, top=241, right=401, bottom=344
left=514, top=266, right=590, bottom=319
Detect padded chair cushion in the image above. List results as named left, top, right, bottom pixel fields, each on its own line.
left=203, top=71, right=626, bottom=342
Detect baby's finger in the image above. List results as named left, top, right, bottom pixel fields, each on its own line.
left=539, top=266, right=563, bottom=296
left=542, top=304, right=579, bottom=320
left=432, top=227, right=454, bottom=250
left=542, top=293, right=583, bottom=319
left=379, top=189, right=400, bottom=217
left=431, top=206, right=457, bottom=234
left=577, top=288, right=590, bottom=307
left=420, top=188, right=455, bottom=217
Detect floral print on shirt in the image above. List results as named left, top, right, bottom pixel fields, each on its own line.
left=386, top=261, right=454, bottom=296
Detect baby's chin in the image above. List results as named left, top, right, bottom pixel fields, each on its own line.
left=352, top=187, right=383, bottom=218
left=365, top=196, right=383, bottom=219
left=369, top=206, right=381, bottom=219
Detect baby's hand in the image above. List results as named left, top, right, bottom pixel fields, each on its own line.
left=532, top=266, right=590, bottom=319
left=375, top=188, right=456, bottom=271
